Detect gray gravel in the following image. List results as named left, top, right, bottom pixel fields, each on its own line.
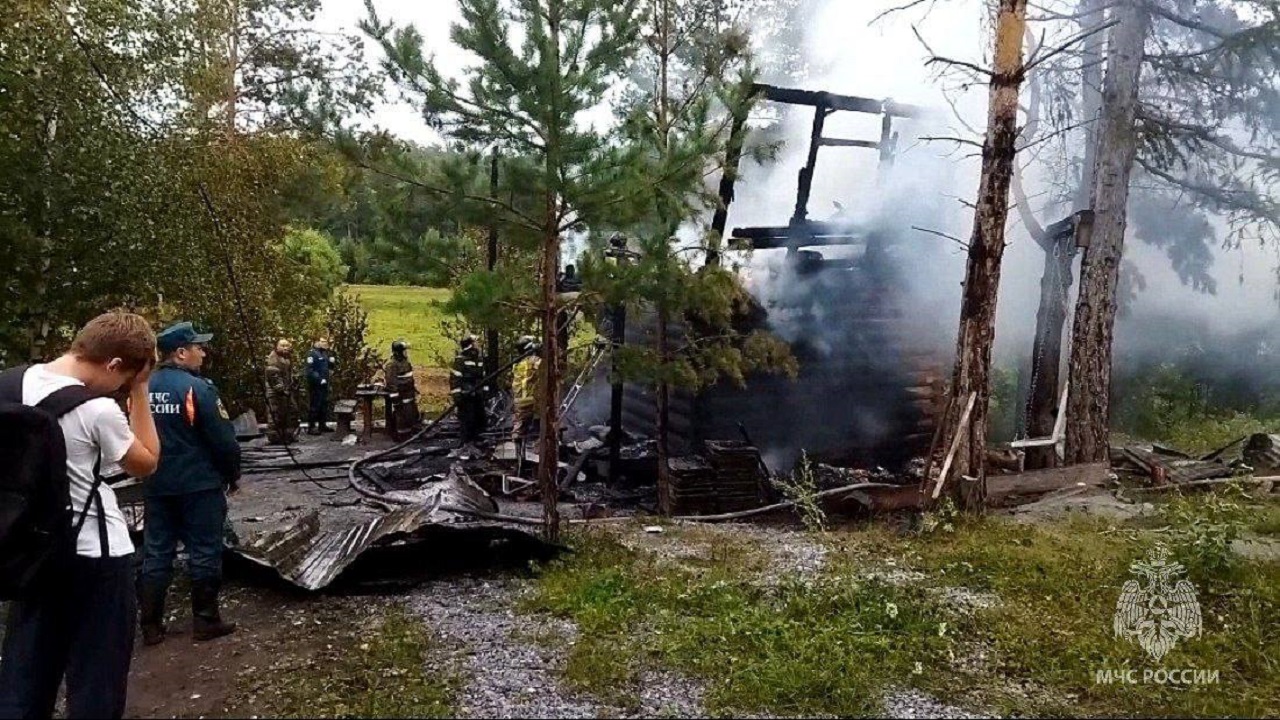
left=407, top=523, right=990, bottom=719
left=408, top=576, right=712, bottom=719
left=883, top=690, right=987, bottom=719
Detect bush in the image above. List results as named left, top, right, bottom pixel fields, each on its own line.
left=283, top=227, right=349, bottom=297
left=320, top=289, right=384, bottom=401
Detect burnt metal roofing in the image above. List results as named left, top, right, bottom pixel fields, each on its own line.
left=231, top=474, right=542, bottom=591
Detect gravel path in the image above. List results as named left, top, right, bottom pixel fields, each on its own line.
left=407, top=529, right=987, bottom=720
left=408, top=576, right=713, bottom=719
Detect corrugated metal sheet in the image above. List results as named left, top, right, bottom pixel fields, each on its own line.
left=231, top=476, right=537, bottom=591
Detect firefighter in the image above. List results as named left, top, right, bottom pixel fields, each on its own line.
left=141, top=322, right=241, bottom=645
left=304, top=337, right=337, bottom=435
left=264, top=339, right=297, bottom=444
left=449, top=335, right=489, bottom=444
left=511, top=335, right=542, bottom=443
left=383, top=340, right=419, bottom=428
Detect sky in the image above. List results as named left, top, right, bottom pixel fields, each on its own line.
left=316, top=0, right=1279, bottom=352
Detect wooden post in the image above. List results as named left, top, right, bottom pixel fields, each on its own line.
left=1023, top=0, right=1105, bottom=469
left=707, top=97, right=752, bottom=267
left=791, top=105, right=829, bottom=225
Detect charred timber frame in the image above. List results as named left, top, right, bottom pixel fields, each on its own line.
left=712, top=84, right=925, bottom=255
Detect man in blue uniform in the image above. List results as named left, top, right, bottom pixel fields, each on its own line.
left=305, top=337, right=337, bottom=435
left=140, top=322, right=241, bottom=645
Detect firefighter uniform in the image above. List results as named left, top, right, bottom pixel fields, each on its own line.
left=305, top=340, right=337, bottom=435
left=511, top=337, right=543, bottom=442
left=384, top=341, right=419, bottom=428
left=450, top=337, right=489, bottom=444
left=141, top=323, right=242, bottom=646
left=264, top=341, right=297, bottom=444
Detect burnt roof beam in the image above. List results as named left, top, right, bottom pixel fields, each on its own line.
left=819, top=138, right=880, bottom=149
left=752, top=83, right=925, bottom=119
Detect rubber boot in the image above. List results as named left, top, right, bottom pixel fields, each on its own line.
left=191, top=580, right=237, bottom=642
left=138, top=581, right=168, bottom=646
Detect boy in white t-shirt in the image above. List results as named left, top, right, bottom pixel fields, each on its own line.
left=0, top=312, right=160, bottom=720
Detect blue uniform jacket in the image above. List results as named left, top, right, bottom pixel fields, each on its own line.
left=305, top=348, right=335, bottom=386
left=146, top=363, right=242, bottom=496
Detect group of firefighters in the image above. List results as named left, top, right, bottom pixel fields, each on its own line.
left=261, top=333, right=544, bottom=446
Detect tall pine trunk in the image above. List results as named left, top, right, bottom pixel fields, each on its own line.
left=941, top=0, right=1028, bottom=511
left=655, top=308, right=672, bottom=514
left=652, top=0, right=674, bottom=515
left=536, top=0, right=565, bottom=543
left=538, top=201, right=563, bottom=542
left=1065, top=0, right=1149, bottom=465
left=28, top=68, right=56, bottom=363
left=226, top=0, right=239, bottom=134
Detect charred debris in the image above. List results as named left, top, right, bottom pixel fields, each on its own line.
left=112, top=83, right=1271, bottom=593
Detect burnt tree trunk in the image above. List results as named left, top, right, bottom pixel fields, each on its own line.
left=1024, top=239, right=1072, bottom=469
left=1065, top=0, right=1149, bottom=465
left=942, top=0, right=1029, bottom=511
left=1023, top=0, right=1105, bottom=470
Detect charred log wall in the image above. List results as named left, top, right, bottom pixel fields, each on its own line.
left=623, top=252, right=946, bottom=473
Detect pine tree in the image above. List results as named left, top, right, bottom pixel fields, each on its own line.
left=363, top=0, right=645, bottom=541
left=579, top=0, right=794, bottom=514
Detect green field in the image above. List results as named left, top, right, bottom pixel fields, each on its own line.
left=347, top=284, right=459, bottom=412
left=346, top=284, right=457, bottom=368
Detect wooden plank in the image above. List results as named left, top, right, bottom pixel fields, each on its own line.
left=932, top=392, right=977, bottom=499
left=986, top=462, right=1109, bottom=506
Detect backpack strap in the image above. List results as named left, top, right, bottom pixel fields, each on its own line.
left=34, top=384, right=113, bottom=556
left=36, top=385, right=100, bottom=418
left=71, top=459, right=111, bottom=557
left=0, top=365, right=30, bottom=403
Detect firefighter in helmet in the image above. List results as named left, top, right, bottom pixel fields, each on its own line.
left=511, top=335, right=542, bottom=443
left=449, top=335, right=489, bottom=444
left=383, top=340, right=419, bottom=428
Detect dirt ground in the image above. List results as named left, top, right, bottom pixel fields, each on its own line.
left=125, top=577, right=354, bottom=718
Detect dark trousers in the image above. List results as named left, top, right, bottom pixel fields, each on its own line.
left=308, top=381, right=329, bottom=426
left=457, top=396, right=487, bottom=443
left=267, top=392, right=297, bottom=443
left=0, top=554, right=137, bottom=719
left=140, top=489, right=228, bottom=590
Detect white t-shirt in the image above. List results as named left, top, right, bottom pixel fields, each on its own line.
left=23, top=364, right=136, bottom=558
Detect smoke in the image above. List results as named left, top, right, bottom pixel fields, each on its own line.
left=719, top=0, right=1280, bottom=466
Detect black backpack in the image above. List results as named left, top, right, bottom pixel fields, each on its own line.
left=0, top=365, right=108, bottom=600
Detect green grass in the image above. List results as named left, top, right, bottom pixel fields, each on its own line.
left=237, top=604, right=459, bottom=718
left=527, top=509, right=1280, bottom=718
left=526, top=527, right=955, bottom=717
left=348, top=284, right=458, bottom=413
left=346, top=284, right=457, bottom=368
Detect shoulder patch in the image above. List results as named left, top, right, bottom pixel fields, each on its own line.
left=216, top=397, right=230, bottom=420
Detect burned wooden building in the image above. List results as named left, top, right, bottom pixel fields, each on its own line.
left=616, top=84, right=950, bottom=474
